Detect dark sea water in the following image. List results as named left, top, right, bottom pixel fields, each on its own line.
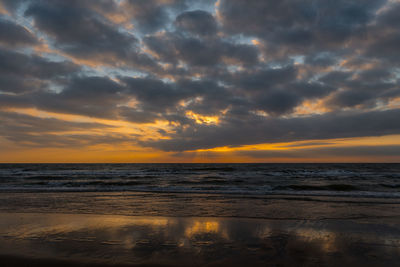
left=1, top=163, right=400, bottom=198
left=1, top=164, right=400, bottom=266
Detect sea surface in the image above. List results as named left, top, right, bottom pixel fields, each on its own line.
left=1, top=163, right=399, bottom=198
left=1, top=163, right=400, bottom=219
left=1, top=164, right=399, bottom=266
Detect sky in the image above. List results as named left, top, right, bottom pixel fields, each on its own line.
left=0, top=0, right=400, bottom=163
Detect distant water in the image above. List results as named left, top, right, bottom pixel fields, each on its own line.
left=1, top=163, right=400, bottom=199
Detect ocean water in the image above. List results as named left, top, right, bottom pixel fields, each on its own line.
left=1, top=163, right=399, bottom=198
left=2, top=164, right=399, bottom=266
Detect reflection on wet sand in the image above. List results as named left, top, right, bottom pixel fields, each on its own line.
left=0, top=213, right=399, bottom=266
left=185, top=220, right=228, bottom=239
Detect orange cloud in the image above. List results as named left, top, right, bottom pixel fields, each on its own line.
left=185, top=111, right=220, bottom=125
left=2, top=108, right=400, bottom=163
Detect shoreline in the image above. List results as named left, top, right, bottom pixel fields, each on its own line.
left=1, top=191, right=399, bottom=220
left=1, top=212, right=399, bottom=266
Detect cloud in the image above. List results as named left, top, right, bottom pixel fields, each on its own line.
left=0, top=0, right=27, bottom=13
left=236, top=145, right=400, bottom=159
left=123, top=0, right=189, bottom=33
left=0, top=0, right=399, bottom=157
left=321, top=68, right=399, bottom=109
left=32, top=76, right=126, bottom=118
left=25, top=1, right=135, bottom=53
left=0, top=110, right=111, bottom=133
left=363, top=2, right=400, bottom=64
left=217, top=0, right=385, bottom=57
left=23, top=0, right=159, bottom=70
left=119, top=77, right=230, bottom=123
left=0, top=110, right=129, bottom=147
left=144, top=32, right=259, bottom=67
left=0, top=48, right=79, bottom=79
left=0, top=74, right=127, bottom=119
left=0, top=18, right=38, bottom=47
left=0, top=47, right=79, bottom=94
left=175, top=10, right=217, bottom=36
left=142, top=109, right=400, bottom=151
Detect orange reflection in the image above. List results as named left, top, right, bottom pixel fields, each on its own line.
left=294, top=228, right=337, bottom=253
left=4, top=213, right=170, bottom=240
left=185, top=220, right=228, bottom=239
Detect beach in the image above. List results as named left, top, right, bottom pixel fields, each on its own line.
left=2, top=0, right=400, bottom=265
left=1, top=211, right=399, bottom=267
left=0, top=164, right=399, bottom=266
left=0, top=191, right=400, bottom=266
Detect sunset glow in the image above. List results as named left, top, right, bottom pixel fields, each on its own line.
left=1, top=0, right=399, bottom=162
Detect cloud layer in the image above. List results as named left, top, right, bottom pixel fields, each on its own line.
left=0, top=0, right=399, bottom=160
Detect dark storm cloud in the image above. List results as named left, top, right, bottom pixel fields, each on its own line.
left=290, top=82, right=334, bottom=99
left=175, top=10, right=217, bottom=36
left=0, top=48, right=79, bottom=79
left=0, top=18, right=38, bottom=47
left=122, top=77, right=183, bottom=111
left=176, top=79, right=230, bottom=115
left=317, top=71, right=353, bottom=86
left=123, top=0, right=217, bottom=33
left=144, top=32, right=259, bottom=67
left=255, top=90, right=301, bottom=115
left=218, top=0, right=385, bottom=57
left=1, top=72, right=227, bottom=123
left=304, top=53, right=339, bottom=67
left=0, top=75, right=127, bottom=118
left=0, top=48, right=79, bottom=94
left=23, top=0, right=159, bottom=70
left=222, top=66, right=335, bottom=115
left=363, top=3, right=400, bottom=64
left=0, top=0, right=26, bottom=13
left=118, top=107, right=161, bottom=124
left=119, top=77, right=229, bottom=122
left=232, top=66, right=297, bottom=92
left=318, top=68, right=399, bottom=109
left=123, top=0, right=187, bottom=33
left=326, top=81, right=399, bottom=109
left=0, top=75, right=45, bottom=94
left=142, top=108, right=400, bottom=151
left=25, top=0, right=136, bottom=55
left=24, top=76, right=128, bottom=119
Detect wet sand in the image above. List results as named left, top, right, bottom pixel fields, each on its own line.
left=0, top=212, right=399, bottom=266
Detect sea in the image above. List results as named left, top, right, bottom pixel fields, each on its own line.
left=1, top=163, right=400, bottom=266
left=1, top=163, right=399, bottom=197
left=0, top=163, right=399, bottom=218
